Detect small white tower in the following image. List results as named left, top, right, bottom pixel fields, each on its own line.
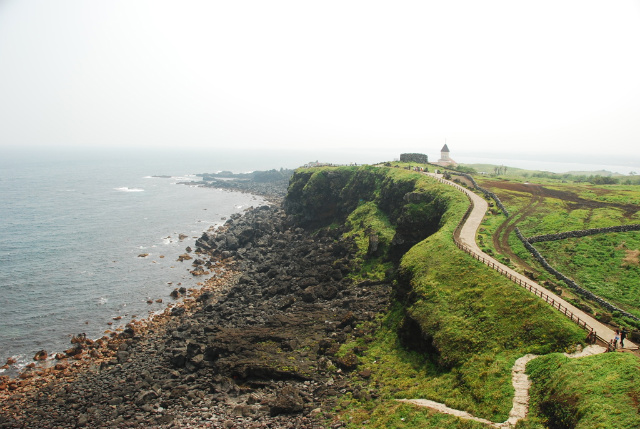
left=435, top=144, right=457, bottom=167
left=440, top=144, right=450, bottom=162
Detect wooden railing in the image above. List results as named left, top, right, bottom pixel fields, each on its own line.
left=453, top=239, right=593, bottom=330
left=428, top=173, right=606, bottom=343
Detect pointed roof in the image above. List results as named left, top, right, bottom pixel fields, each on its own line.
left=441, top=144, right=450, bottom=152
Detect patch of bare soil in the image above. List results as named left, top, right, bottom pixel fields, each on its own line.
left=622, top=249, right=640, bottom=267
left=484, top=180, right=639, bottom=274
left=491, top=183, right=543, bottom=273
left=483, top=181, right=639, bottom=218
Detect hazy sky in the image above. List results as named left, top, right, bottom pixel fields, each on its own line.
left=1, top=0, right=639, bottom=166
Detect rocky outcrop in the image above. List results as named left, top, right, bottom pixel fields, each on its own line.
left=285, top=167, right=448, bottom=259
left=187, top=169, right=294, bottom=200
left=0, top=167, right=452, bottom=428
left=190, top=205, right=391, bottom=384
left=33, top=350, right=47, bottom=361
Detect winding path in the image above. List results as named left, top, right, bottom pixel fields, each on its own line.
left=395, top=173, right=636, bottom=427
left=398, top=345, right=606, bottom=428
left=428, top=172, right=636, bottom=348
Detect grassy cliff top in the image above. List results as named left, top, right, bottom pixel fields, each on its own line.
left=285, top=165, right=636, bottom=427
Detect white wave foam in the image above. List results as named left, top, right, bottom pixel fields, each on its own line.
left=114, top=187, right=144, bottom=192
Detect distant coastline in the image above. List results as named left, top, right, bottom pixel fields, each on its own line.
left=455, top=155, right=637, bottom=175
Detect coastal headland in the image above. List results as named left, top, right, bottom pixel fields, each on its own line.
left=1, top=164, right=639, bottom=428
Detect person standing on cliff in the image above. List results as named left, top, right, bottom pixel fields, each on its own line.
left=613, top=330, right=620, bottom=349
left=620, top=328, right=628, bottom=348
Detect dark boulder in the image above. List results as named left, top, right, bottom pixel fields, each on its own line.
left=269, top=386, right=304, bottom=416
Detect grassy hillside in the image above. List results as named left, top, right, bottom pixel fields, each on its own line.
left=524, top=352, right=640, bottom=429
left=535, top=232, right=640, bottom=320
left=285, top=166, right=613, bottom=427
left=473, top=174, right=640, bottom=328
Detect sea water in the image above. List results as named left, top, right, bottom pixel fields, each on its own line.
left=0, top=148, right=294, bottom=374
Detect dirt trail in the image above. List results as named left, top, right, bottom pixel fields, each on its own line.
left=492, top=183, right=544, bottom=272
left=485, top=180, right=639, bottom=272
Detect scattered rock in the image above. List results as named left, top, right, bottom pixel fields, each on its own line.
left=33, top=350, right=48, bottom=361
left=269, top=386, right=304, bottom=416
left=0, top=204, right=390, bottom=429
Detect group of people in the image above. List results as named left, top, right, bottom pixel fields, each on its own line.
left=586, top=327, right=629, bottom=351
left=607, top=328, right=628, bottom=352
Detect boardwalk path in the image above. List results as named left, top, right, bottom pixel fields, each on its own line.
left=395, top=173, right=635, bottom=427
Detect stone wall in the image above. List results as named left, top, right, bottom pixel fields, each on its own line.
left=400, top=153, right=428, bottom=164
left=515, top=227, right=638, bottom=321
left=528, top=224, right=640, bottom=243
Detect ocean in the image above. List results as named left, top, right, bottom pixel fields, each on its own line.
left=0, top=148, right=299, bottom=375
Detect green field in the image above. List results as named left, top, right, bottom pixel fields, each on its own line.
left=470, top=172, right=640, bottom=325
left=535, top=232, right=640, bottom=319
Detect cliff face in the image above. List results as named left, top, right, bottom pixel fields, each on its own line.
left=284, top=166, right=448, bottom=259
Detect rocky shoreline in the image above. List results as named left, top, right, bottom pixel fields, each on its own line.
left=181, top=169, right=294, bottom=203
left=0, top=201, right=393, bottom=428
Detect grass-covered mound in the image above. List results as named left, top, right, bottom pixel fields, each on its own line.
left=285, top=166, right=592, bottom=427
left=523, top=352, right=640, bottom=428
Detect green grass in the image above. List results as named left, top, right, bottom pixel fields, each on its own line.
left=461, top=163, right=640, bottom=186
left=344, top=201, right=395, bottom=281
left=289, top=165, right=640, bottom=427
left=314, top=168, right=588, bottom=427
left=474, top=179, right=640, bottom=236
left=476, top=210, right=507, bottom=257
left=525, top=352, right=640, bottom=428
left=346, top=401, right=490, bottom=428
left=535, top=232, right=640, bottom=318
left=472, top=174, right=640, bottom=325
